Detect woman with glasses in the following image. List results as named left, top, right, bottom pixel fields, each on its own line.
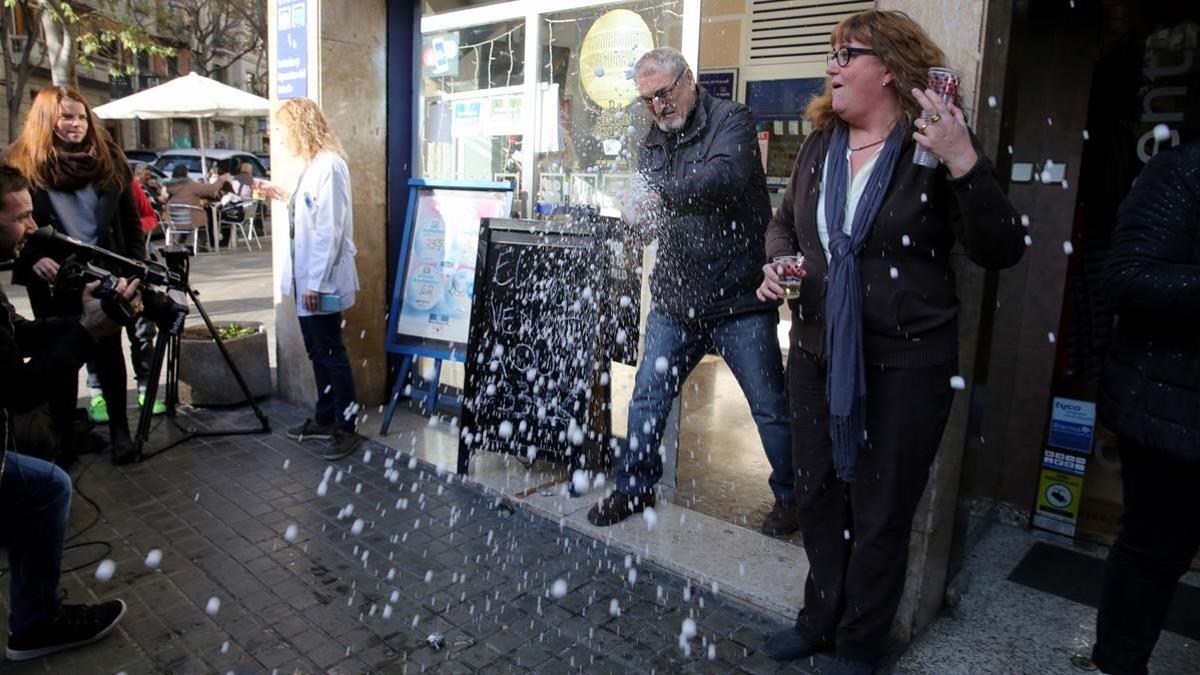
left=756, top=10, right=1024, bottom=673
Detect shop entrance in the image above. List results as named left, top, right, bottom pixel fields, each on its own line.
left=949, top=0, right=1200, bottom=580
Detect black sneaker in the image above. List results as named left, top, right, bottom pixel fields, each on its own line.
left=761, top=500, right=799, bottom=536
left=586, top=490, right=655, bottom=526
left=287, top=419, right=337, bottom=441
left=5, top=599, right=127, bottom=661
left=323, top=431, right=362, bottom=461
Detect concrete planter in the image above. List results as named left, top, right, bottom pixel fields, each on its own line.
left=179, top=321, right=272, bottom=406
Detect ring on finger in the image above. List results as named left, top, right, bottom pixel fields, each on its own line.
left=929, top=112, right=942, bottom=124
left=916, top=119, right=929, bottom=131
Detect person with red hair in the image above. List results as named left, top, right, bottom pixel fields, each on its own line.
left=7, top=86, right=148, bottom=465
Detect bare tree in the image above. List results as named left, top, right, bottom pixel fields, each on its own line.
left=154, top=0, right=263, bottom=80
left=0, top=1, right=174, bottom=142
left=1, top=0, right=38, bottom=139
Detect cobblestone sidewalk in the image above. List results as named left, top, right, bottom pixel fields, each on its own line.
left=1, top=400, right=825, bottom=674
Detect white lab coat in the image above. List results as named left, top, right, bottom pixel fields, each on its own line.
left=279, top=151, right=359, bottom=316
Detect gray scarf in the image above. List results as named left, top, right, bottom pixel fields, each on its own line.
left=823, top=120, right=906, bottom=481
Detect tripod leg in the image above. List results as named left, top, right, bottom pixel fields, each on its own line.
left=133, top=326, right=172, bottom=459
left=186, top=286, right=271, bottom=431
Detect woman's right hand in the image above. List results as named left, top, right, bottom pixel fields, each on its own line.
left=255, top=179, right=288, bottom=201
left=756, top=261, right=785, bottom=302
left=32, top=257, right=60, bottom=283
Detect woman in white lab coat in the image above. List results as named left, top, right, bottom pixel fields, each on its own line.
left=261, top=97, right=361, bottom=461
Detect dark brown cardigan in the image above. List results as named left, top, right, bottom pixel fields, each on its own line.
left=764, top=126, right=1025, bottom=367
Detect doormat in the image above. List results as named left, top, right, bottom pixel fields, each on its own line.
left=1007, top=542, right=1200, bottom=641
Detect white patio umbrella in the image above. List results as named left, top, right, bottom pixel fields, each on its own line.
left=93, top=71, right=271, bottom=173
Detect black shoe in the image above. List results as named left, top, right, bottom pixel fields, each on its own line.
left=322, top=431, right=362, bottom=461
left=586, top=490, right=655, bottom=527
left=5, top=599, right=127, bottom=661
left=288, top=419, right=337, bottom=441
left=761, top=500, right=799, bottom=536
left=763, top=626, right=825, bottom=661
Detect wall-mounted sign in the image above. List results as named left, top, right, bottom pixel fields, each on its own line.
left=698, top=69, right=738, bottom=101
left=1048, top=397, right=1096, bottom=454
left=275, top=0, right=307, bottom=100
left=1033, top=449, right=1087, bottom=537
left=579, top=9, right=653, bottom=109
left=746, top=77, right=824, bottom=120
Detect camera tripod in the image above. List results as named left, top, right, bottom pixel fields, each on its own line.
left=130, top=246, right=271, bottom=462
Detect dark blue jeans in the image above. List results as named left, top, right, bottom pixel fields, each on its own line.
left=298, top=312, right=358, bottom=433
left=0, top=453, right=72, bottom=634
left=615, top=308, right=793, bottom=502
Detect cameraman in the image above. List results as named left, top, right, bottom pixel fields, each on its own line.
left=1, top=165, right=132, bottom=660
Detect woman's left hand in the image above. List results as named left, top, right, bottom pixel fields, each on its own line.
left=911, top=88, right=978, bottom=178
left=303, top=290, right=320, bottom=311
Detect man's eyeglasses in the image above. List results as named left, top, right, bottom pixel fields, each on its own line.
left=640, top=68, right=687, bottom=106
left=827, top=46, right=875, bottom=67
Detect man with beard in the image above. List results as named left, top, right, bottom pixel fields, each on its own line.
left=0, top=164, right=132, bottom=660
left=586, top=48, right=796, bottom=536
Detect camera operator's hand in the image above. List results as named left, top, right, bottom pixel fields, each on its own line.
left=32, top=257, right=60, bottom=282
left=79, top=278, right=142, bottom=338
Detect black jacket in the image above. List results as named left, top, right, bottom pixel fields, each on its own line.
left=0, top=282, right=94, bottom=484
left=12, top=182, right=143, bottom=315
left=1100, top=141, right=1200, bottom=463
left=765, top=126, right=1025, bottom=367
left=638, top=86, right=774, bottom=322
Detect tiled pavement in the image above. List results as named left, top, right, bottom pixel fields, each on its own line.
left=1, top=399, right=828, bottom=674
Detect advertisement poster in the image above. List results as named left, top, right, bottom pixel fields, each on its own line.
left=395, top=189, right=511, bottom=346
left=451, top=99, right=484, bottom=138
left=1048, top=397, right=1097, bottom=453
left=1032, top=450, right=1087, bottom=537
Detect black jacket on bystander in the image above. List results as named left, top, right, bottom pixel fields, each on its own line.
left=1100, top=140, right=1200, bottom=462
left=0, top=283, right=94, bottom=485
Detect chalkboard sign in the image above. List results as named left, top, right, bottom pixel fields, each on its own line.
left=458, top=216, right=640, bottom=475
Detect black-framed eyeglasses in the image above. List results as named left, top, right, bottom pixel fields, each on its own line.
left=640, top=68, right=687, bottom=106
left=827, top=46, right=875, bottom=67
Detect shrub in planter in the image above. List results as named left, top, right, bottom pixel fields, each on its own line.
left=178, top=321, right=272, bottom=406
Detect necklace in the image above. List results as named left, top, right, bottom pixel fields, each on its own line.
left=849, top=137, right=886, bottom=152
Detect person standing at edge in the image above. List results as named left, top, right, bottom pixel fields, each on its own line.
left=260, top=98, right=362, bottom=462
left=6, top=86, right=149, bottom=465
left=1089, top=140, right=1200, bottom=675
left=586, top=47, right=797, bottom=537
left=756, top=11, right=1024, bottom=674
left=0, top=164, right=134, bottom=661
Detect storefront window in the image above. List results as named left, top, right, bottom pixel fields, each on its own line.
left=419, top=19, right=525, bottom=199
left=534, top=2, right=685, bottom=214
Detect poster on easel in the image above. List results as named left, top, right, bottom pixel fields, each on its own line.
left=389, top=180, right=514, bottom=354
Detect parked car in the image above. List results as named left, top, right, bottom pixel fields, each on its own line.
left=254, top=151, right=270, bottom=174
left=154, top=149, right=269, bottom=182
left=124, top=149, right=161, bottom=164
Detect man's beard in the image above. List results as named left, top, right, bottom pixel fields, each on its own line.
left=655, top=113, right=687, bottom=132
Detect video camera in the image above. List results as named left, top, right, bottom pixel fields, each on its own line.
left=30, top=227, right=190, bottom=333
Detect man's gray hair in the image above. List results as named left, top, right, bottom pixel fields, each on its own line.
left=634, top=47, right=690, bottom=79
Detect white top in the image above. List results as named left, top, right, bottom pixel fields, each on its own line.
left=816, top=145, right=882, bottom=263
left=278, top=150, right=360, bottom=316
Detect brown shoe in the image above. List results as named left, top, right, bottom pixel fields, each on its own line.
left=586, top=490, right=655, bottom=527
left=323, top=431, right=362, bottom=461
